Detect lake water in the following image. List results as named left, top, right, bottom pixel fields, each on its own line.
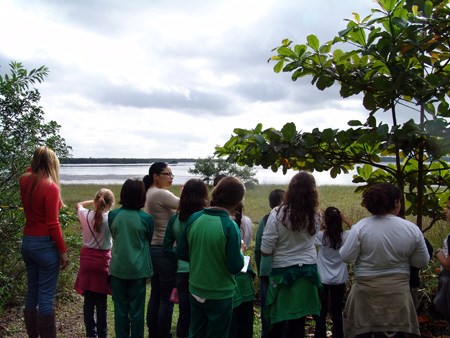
left=60, top=163, right=357, bottom=186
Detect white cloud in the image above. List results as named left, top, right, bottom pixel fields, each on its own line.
left=0, top=0, right=377, bottom=158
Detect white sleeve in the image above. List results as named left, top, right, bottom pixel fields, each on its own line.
left=261, top=208, right=279, bottom=255
left=314, top=231, right=324, bottom=246
left=409, top=229, right=430, bottom=269
left=241, top=216, right=253, bottom=248
left=77, top=205, right=89, bottom=225
left=339, top=224, right=361, bottom=263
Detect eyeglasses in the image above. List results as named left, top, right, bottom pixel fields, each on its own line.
left=159, top=172, right=174, bottom=178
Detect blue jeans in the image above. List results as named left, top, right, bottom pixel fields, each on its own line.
left=147, top=245, right=177, bottom=338
left=21, top=235, right=61, bottom=315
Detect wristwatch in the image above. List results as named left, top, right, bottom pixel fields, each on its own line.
left=434, top=249, right=441, bottom=258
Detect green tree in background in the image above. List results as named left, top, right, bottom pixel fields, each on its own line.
left=188, top=156, right=259, bottom=186
left=215, top=0, right=450, bottom=230
left=0, top=61, right=72, bottom=308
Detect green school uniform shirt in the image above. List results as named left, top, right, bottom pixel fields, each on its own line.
left=163, top=213, right=189, bottom=273
left=177, top=208, right=245, bottom=300
left=108, top=207, right=154, bottom=279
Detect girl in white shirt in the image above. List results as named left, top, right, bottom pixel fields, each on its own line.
left=314, top=207, right=352, bottom=338
left=261, top=171, right=322, bottom=338
left=74, top=188, right=115, bottom=338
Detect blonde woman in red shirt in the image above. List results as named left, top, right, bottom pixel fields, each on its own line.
left=20, top=146, right=69, bottom=338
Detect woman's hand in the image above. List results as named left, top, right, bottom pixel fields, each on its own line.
left=60, top=252, right=69, bottom=270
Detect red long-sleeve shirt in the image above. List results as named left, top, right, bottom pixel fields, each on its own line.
left=20, top=173, right=66, bottom=253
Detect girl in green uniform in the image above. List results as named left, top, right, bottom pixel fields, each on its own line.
left=177, top=176, right=246, bottom=338
left=108, top=178, right=154, bottom=338
left=163, top=178, right=209, bottom=338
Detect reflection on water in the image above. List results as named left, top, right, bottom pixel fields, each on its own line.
left=60, top=163, right=356, bottom=186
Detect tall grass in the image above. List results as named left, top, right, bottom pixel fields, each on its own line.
left=60, top=183, right=449, bottom=337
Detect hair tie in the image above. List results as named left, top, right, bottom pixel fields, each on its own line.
left=98, top=195, right=104, bottom=199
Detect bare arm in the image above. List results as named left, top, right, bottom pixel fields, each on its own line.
left=340, top=212, right=353, bottom=228
left=75, top=200, right=95, bottom=211
left=435, top=249, right=450, bottom=271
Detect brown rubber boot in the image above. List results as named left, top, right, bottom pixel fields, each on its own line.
left=37, top=311, right=57, bottom=338
left=23, top=308, right=38, bottom=338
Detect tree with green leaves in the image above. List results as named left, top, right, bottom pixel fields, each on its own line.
left=0, top=61, right=72, bottom=308
left=215, top=0, right=450, bottom=230
left=188, top=156, right=259, bottom=186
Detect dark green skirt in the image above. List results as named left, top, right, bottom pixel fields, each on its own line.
left=263, top=274, right=321, bottom=327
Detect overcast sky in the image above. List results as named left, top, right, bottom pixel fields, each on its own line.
left=1, top=0, right=396, bottom=159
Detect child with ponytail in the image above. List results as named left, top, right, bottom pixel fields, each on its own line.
left=74, top=188, right=115, bottom=338
left=314, top=207, right=352, bottom=338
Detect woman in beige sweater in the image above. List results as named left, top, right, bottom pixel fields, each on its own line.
left=143, top=162, right=180, bottom=338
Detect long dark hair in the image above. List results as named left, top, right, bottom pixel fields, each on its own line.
left=143, top=162, right=167, bottom=191
left=278, top=171, right=319, bottom=235
left=322, top=207, right=344, bottom=249
left=178, top=178, right=209, bottom=222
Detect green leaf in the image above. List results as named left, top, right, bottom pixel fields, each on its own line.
left=278, top=46, right=297, bottom=59
left=307, top=34, right=320, bottom=52
left=322, top=128, right=336, bottom=143
left=274, top=60, right=284, bottom=73
left=281, top=122, right=296, bottom=142
left=234, top=128, right=249, bottom=137
left=338, top=27, right=353, bottom=38
left=333, top=49, right=344, bottom=63
left=376, top=124, right=389, bottom=137
left=330, top=166, right=341, bottom=178
left=380, top=0, right=396, bottom=12
left=363, top=93, right=377, bottom=110
left=348, top=120, right=363, bottom=126
left=294, top=44, right=307, bottom=58
left=424, top=103, right=436, bottom=115
left=316, top=76, right=334, bottom=91
left=254, top=134, right=266, bottom=145
left=424, top=0, right=433, bottom=18
left=392, top=17, right=408, bottom=28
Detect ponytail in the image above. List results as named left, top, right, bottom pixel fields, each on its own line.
left=322, top=207, right=344, bottom=249
left=144, top=162, right=168, bottom=191
left=93, top=188, right=115, bottom=232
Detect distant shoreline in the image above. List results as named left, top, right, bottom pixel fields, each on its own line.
left=61, top=157, right=406, bottom=165
left=61, top=158, right=195, bottom=164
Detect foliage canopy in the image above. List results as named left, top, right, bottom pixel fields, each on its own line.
left=215, top=0, right=450, bottom=230
left=0, top=61, right=72, bottom=308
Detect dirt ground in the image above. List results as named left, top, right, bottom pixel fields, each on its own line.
left=1, top=294, right=450, bottom=338
left=0, top=294, right=86, bottom=338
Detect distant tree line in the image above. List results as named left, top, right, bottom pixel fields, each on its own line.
left=61, top=157, right=447, bottom=165
left=61, top=158, right=196, bottom=164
